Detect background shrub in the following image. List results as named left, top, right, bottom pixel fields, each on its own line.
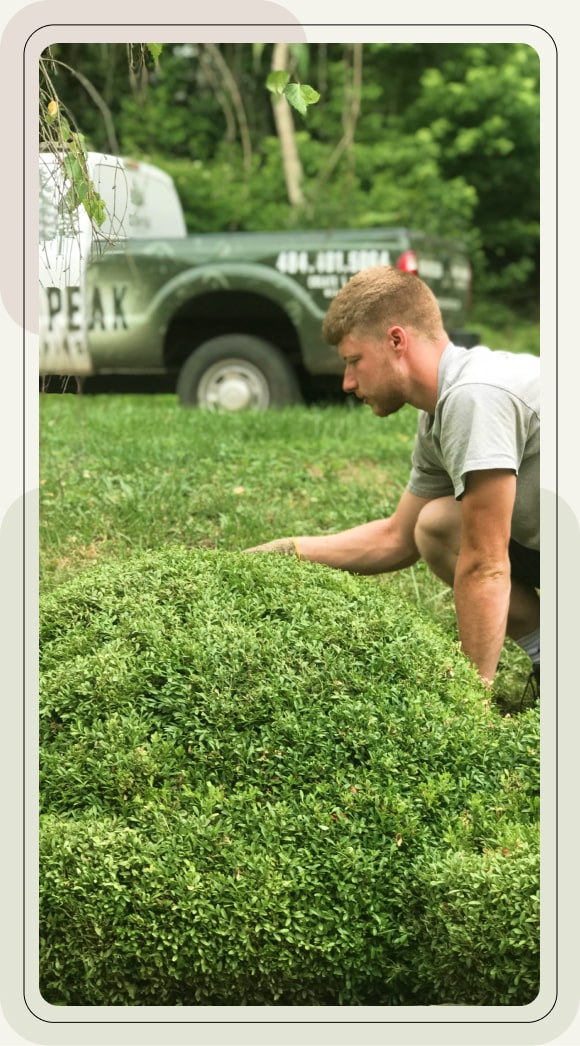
left=39, top=548, right=540, bottom=1006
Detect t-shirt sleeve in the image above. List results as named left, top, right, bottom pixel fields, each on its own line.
left=438, top=383, right=531, bottom=498
left=407, top=414, right=455, bottom=500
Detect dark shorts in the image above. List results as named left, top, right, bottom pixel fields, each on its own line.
left=509, top=539, right=540, bottom=588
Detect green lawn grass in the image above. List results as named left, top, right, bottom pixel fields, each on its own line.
left=39, top=392, right=534, bottom=711
left=40, top=396, right=415, bottom=582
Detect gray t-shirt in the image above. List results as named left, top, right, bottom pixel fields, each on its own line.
left=407, top=342, right=540, bottom=550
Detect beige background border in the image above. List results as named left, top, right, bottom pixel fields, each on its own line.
left=1, top=2, right=575, bottom=1043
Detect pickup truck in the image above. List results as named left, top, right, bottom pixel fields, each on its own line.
left=39, top=152, right=479, bottom=411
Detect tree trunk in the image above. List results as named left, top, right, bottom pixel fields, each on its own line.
left=270, top=42, right=304, bottom=207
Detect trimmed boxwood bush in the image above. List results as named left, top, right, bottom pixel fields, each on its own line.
left=39, top=549, right=540, bottom=1006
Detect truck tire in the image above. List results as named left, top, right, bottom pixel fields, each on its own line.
left=176, top=335, right=302, bottom=411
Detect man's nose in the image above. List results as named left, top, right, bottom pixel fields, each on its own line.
left=342, top=370, right=356, bottom=392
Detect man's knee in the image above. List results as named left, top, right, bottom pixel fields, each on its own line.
left=414, top=497, right=461, bottom=584
left=414, top=497, right=460, bottom=553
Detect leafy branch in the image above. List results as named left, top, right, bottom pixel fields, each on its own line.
left=44, top=101, right=107, bottom=227
left=39, top=43, right=163, bottom=230
left=266, top=69, right=320, bottom=116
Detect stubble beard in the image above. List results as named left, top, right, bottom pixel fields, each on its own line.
left=369, top=396, right=405, bottom=418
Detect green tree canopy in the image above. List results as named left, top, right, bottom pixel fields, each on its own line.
left=41, top=41, right=540, bottom=314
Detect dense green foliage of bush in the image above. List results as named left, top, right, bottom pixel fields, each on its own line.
left=40, top=548, right=540, bottom=1006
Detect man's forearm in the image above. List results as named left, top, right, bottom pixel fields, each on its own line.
left=453, top=562, right=511, bottom=683
left=247, top=518, right=419, bottom=575
left=297, top=519, right=420, bottom=574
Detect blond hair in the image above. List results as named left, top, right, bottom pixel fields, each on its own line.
left=321, top=266, right=445, bottom=345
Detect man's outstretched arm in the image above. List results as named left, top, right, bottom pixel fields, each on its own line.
left=245, top=490, right=430, bottom=575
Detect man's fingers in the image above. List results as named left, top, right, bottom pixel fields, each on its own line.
left=243, top=538, right=300, bottom=558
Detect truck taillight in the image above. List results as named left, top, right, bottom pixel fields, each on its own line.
left=396, top=249, right=419, bottom=275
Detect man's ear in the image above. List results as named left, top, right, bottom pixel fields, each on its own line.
left=387, top=325, right=406, bottom=354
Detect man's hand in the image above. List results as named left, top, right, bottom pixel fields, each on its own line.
left=244, top=538, right=300, bottom=557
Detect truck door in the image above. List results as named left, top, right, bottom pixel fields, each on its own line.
left=39, top=153, right=93, bottom=376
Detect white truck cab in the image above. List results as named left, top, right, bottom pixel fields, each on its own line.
left=38, top=151, right=186, bottom=376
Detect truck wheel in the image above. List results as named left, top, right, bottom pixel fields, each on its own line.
left=176, top=335, right=302, bottom=411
